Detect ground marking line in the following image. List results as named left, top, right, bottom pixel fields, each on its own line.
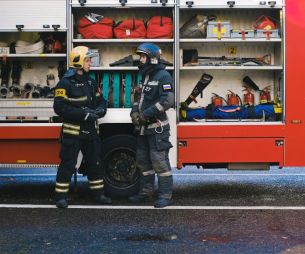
left=174, top=174, right=305, bottom=176
left=2, top=173, right=305, bottom=177
left=2, top=204, right=305, bottom=210
left=0, top=174, right=57, bottom=177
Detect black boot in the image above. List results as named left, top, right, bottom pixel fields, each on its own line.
left=94, top=193, right=112, bottom=205
left=154, top=175, right=173, bottom=208
left=128, top=193, right=153, bottom=203
left=154, top=198, right=173, bottom=208
left=55, top=193, right=69, bottom=209
left=56, top=198, right=69, bottom=209
left=128, top=174, right=154, bottom=203
left=91, top=188, right=112, bottom=205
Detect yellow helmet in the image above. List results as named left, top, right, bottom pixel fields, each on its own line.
left=69, top=46, right=95, bottom=69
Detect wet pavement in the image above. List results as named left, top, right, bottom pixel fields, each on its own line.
left=1, top=167, right=305, bottom=253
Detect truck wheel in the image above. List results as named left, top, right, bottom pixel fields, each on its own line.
left=100, top=134, right=140, bottom=198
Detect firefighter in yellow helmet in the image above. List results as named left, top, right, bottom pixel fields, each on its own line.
left=53, top=46, right=112, bottom=208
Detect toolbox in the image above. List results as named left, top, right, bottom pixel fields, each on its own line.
left=256, top=29, right=280, bottom=39
left=207, top=21, right=231, bottom=38
left=231, top=29, right=255, bottom=39
left=89, top=49, right=100, bottom=67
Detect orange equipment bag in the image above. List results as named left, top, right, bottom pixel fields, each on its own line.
left=114, top=19, right=146, bottom=39
left=146, top=16, right=173, bottom=39
left=78, top=16, right=114, bottom=39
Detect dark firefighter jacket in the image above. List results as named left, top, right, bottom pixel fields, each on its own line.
left=131, top=64, right=175, bottom=135
left=53, top=68, right=107, bottom=139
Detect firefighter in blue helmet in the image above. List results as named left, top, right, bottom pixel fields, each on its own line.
left=129, top=43, right=175, bottom=208
left=53, top=46, right=112, bottom=208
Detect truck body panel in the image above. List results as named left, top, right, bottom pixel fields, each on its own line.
left=1, top=0, right=305, bottom=180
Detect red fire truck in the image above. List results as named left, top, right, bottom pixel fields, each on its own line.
left=0, top=0, right=304, bottom=197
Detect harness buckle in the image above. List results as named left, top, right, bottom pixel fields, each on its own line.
left=154, top=119, right=164, bottom=134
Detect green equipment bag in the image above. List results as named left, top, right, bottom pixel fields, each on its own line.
left=113, top=73, right=120, bottom=108
left=124, top=73, right=132, bottom=108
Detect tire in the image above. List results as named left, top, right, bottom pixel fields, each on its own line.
left=100, top=134, right=140, bottom=198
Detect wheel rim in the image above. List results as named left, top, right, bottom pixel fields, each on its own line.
left=103, top=148, right=139, bottom=189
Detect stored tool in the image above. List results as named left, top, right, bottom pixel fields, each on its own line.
left=253, top=15, right=277, bottom=30
left=260, top=86, right=271, bottom=104
left=211, top=93, right=225, bottom=107
left=243, top=88, right=255, bottom=106
left=227, top=90, right=241, bottom=106
left=184, top=73, right=213, bottom=105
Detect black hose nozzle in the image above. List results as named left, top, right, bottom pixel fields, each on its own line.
left=31, top=85, right=42, bottom=98
left=0, top=85, right=9, bottom=98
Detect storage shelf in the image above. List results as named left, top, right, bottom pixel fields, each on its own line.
left=0, top=99, right=53, bottom=108
left=180, top=38, right=282, bottom=43
left=179, top=5, right=283, bottom=9
left=73, top=39, right=174, bottom=43
left=0, top=54, right=66, bottom=58
left=71, top=4, right=175, bottom=8
left=178, top=122, right=284, bottom=126
left=180, top=66, right=283, bottom=70
left=0, top=29, right=67, bottom=32
left=91, top=66, right=174, bottom=71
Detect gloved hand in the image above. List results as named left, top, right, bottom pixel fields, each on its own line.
left=138, top=113, right=148, bottom=126
left=83, top=107, right=96, bottom=114
left=95, top=108, right=106, bottom=118
left=85, top=112, right=99, bottom=122
left=130, top=112, right=140, bottom=126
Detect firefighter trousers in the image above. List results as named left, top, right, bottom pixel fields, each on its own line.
left=55, top=136, right=103, bottom=198
left=136, top=131, right=173, bottom=199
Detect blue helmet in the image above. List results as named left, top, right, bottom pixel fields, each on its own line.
left=136, top=43, right=161, bottom=64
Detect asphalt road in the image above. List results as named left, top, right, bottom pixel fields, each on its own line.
left=1, top=167, right=305, bottom=254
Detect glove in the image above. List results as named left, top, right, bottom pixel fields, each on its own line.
left=83, top=107, right=96, bottom=114
left=83, top=107, right=106, bottom=118
left=138, top=113, right=148, bottom=126
left=95, top=108, right=106, bottom=118
left=130, top=112, right=140, bottom=126
left=84, top=112, right=99, bottom=122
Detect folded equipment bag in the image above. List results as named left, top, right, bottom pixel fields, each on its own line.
left=146, top=16, right=173, bottom=39
left=114, top=19, right=146, bottom=39
left=183, top=104, right=278, bottom=120
left=78, top=15, right=114, bottom=39
left=180, top=15, right=217, bottom=38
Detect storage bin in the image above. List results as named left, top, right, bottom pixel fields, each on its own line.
left=89, top=49, right=100, bottom=67
left=256, top=29, right=280, bottom=39
left=231, top=29, right=255, bottom=39
left=207, top=21, right=231, bottom=38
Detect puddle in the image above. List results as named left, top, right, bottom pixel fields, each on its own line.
left=201, top=235, right=232, bottom=243
left=126, top=233, right=178, bottom=242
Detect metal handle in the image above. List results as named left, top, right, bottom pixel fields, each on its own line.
left=160, top=0, right=167, bottom=6
left=151, top=0, right=157, bottom=2
left=186, top=1, right=193, bottom=7
left=43, top=24, right=50, bottom=28
left=227, top=1, right=235, bottom=7
left=268, top=1, right=276, bottom=7
left=52, top=24, right=60, bottom=31
left=119, top=0, right=127, bottom=6
left=16, top=24, right=24, bottom=31
left=78, top=0, right=86, bottom=6
left=259, top=1, right=266, bottom=5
